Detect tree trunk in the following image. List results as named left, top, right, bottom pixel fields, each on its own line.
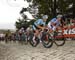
left=53, top=0, right=57, bottom=17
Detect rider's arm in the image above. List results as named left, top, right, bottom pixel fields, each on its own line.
left=37, top=25, right=45, bottom=30
left=51, top=22, right=56, bottom=26
left=35, top=19, right=45, bottom=30
left=50, top=18, right=57, bottom=26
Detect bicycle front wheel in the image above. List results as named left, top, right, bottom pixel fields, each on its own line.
left=29, top=33, right=40, bottom=47
left=54, top=36, right=65, bottom=46
left=41, top=33, right=53, bottom=48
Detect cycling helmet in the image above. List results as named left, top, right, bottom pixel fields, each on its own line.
left=57, top=15, right=63, bottom=18
left=42, top=15, right=48, bottom=19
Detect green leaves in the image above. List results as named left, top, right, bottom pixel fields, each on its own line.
left=15, top=0, right=73, bottom=29
left=33, top=0, right=73, bottom=18
left=15, top=18, right=35, bottom=30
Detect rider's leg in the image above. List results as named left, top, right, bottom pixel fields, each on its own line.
left=33, top=30, right=39, bottom=43
left=52, top=26, right=56, bottom=31
left=34, top=30, right=39, bottom=37
left=48, top=26, right=57, bottom=37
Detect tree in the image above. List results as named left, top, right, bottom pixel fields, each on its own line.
left=15, top=0, right=74, bottom=29
left=15, top=18, right=36, bottom=30
left=32, top=0, right=73, bottom=17
left=15, top=1, right=36, bottom=30
left=73, top=0, right=75, bottom=18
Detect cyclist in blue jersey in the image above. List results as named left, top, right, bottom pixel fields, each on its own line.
left=32, top=15, right=48, bottom=42
left=48, top=15, right=63, bottom=32
left=33, top=15, right=48, bottom=31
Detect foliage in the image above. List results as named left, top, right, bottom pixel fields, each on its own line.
left=15, top=0, right=73, bottom=29
left=15, top=18, right=36, bottom=30
left=32, top=0, right=73, bottom=17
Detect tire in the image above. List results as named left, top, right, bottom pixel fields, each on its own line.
left=54, top=32, right=65, bottom=46
left=29, top=33, right=40, bottom=47
left=41, top=32, right=53, bottom=48
left=54, top=38, right=65, bottom=46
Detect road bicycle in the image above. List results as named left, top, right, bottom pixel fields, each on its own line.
left=43, top=21, right=75, bottom=48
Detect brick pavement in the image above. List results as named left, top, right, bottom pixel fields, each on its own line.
left=0, top=41, right=75, bottom=60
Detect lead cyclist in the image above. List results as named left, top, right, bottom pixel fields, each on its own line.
left=47, top=15, right=63, bottom=35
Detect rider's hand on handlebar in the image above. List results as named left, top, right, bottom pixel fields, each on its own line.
left=42, top=27, right=45, bottom=31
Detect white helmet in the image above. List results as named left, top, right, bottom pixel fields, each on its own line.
left=57, top=15, right=63, bottom=18
left=42, top=15, right=48, bottom=19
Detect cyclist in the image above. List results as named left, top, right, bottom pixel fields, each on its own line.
left=26, top=25, right=33, bottom=32
left=32, top=15, right=48, bottom=42
left=18, top=27, right=25, bottom=35
left=26, top=25, right=33, bottom=39
left=48, top=15, right=63, bottom=33
left=18, top=27, right=25, bottom=40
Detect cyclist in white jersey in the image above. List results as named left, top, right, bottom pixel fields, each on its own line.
left=48, top=15, right=63, bottom=32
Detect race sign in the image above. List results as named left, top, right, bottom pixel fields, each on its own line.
left=63, top=28, right=75, bottom=34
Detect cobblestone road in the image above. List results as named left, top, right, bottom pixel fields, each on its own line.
left=0, top=41, right=75, bottom=60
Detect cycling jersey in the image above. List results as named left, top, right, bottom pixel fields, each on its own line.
left=50, top=18, right=60, bottom=26
left=48, top=18, right=60, bottom=30
left=33, top=19, right=46, bottom=30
